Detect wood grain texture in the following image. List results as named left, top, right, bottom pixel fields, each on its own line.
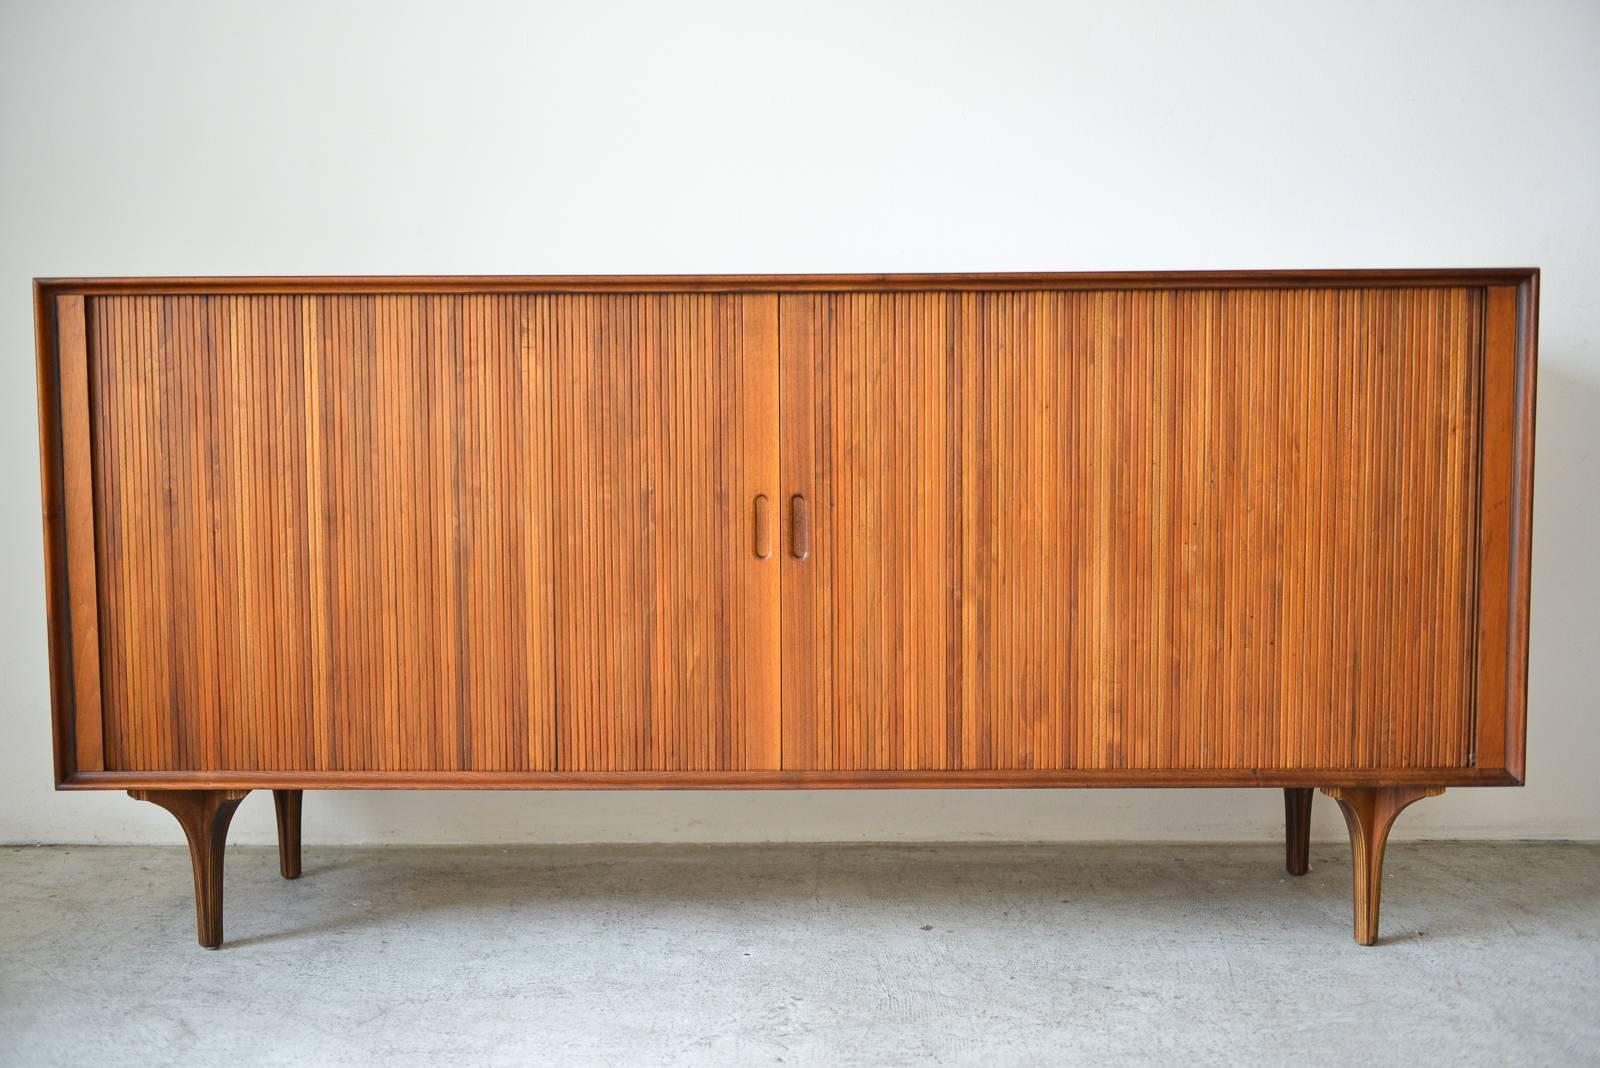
left=37, top=268, right=1537, bottom=296
left=545, top=293, right=780, bottom=771
left=1504, top=276, right=1538, bottom=781
left=1284, top=787, right=1313, bottom=876
left=85, top=293, right=778, bottom=772
left=1473, top=285, right=1525, bottom=775
left=35, top=280, right=74, bottom=784
left=64, top=766, right=1519, bottom=790
left=1322, top=784, right=1444, bottom=945
left=273, top=789, right=302, bottom=879
left=32, top=271, right=1536, bottom=788
left=92, top=295, right=563, bottom=770
left=89, top=293, right=499, bottom=772
left=780, top=288, right=1485, bottom=771
left=127, top=788, right=250, bottom=948
left=55, top=295, right=105, bottom=772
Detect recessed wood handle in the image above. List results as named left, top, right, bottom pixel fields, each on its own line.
left=790, top=495, right=810, bottom=560
left=753, top=495, right=773, bottom=559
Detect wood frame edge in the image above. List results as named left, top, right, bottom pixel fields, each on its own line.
left=34, top=269, right=1538, bottom=789
left=52, top=294, right=105, bottom=775
left=59, top=768, right=1522, bottom=791
left=34, top=281, right=76, bottom=786
left=1468, top=272, right=1537, bottom=783
left=33, top=268, right=1542, bottom=297
left=1504, top=271, right=1538, bottom=783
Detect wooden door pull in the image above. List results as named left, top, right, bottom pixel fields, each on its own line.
left=753, top=495, right=774, bottom=559
left=790, top=495, right=810, bottom=560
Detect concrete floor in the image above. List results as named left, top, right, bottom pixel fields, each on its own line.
left=2, top=843, right=1597, bottom=1066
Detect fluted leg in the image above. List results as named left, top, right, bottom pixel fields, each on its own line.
left=1284, top=788, right=1313, bottom=876
left=273, top=789, right=303, bottom=880
left=129, top=789, right=250, bottom=948
left=1321, top=786, right=1443, bottom=945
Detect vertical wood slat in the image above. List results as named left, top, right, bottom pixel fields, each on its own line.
left=55, top=295, right=105, bottom=772
left=778, top=295, right=819, bottom=769
left=780, top=287, right=1487, bottom=772
left=88, top=294, right=564, bottom=771
left=547, top=293, right=781, bottom=771
left=69, top=280, right=1510, bottom=779
left=742, top=296, right=783, bottom=768
left=86, top=292, right=780, bottom=773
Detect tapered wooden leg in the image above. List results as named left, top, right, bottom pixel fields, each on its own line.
left=1321, top=786, right=1443, bottom=945
left=273, top=789, right=303, bottom=880
left=129, top=789, right=250, bottom=948
left=1284, top=788, right=1313, bottom=876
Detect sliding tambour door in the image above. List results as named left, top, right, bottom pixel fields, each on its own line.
left=778, top=288, right=1486, bottom=772
left=542, top=294, right=781, bottom=771
left=86, top=294, right=561, bottom=772
left=83, top=292, right=780, bottom=774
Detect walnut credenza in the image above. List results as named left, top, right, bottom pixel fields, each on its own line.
left=33, top=270, right=1537, bottom=947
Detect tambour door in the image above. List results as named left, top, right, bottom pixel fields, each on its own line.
left=71, top=291, right=780, bottom=774
left=543, top=293, right=780, bottom=770
left=81, top=294, right=559, bottom=773
left=778, top=288, right=1488, bottom=772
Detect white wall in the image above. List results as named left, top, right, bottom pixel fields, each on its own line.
left=2, top=0, right=1596, bottom=847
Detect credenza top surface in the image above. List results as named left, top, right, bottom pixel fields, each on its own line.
left=33, top=268, right=1539, bottom=297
